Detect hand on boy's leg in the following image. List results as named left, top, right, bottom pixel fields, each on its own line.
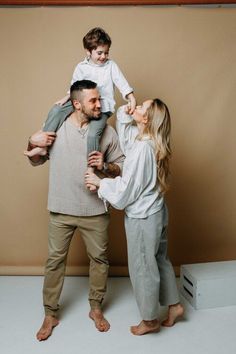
left=88, top=151, right=104, bottom=171
left=24, top=146, right=48, bottom=157
left=30, top=130, right=57, bottom=148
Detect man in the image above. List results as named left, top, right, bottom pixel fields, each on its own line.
left=26, top=80, right=124, bottom=340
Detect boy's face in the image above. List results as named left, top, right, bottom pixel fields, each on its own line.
left=87, top=45, right=110, bottom=65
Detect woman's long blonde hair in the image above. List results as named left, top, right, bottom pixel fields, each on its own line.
left=142, top=98, right=171, bottom=194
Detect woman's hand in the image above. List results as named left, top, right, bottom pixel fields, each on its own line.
left=85, top=171, right=101, bottom=188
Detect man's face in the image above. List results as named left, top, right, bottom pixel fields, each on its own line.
left=79, top=88, right=101, bottom=119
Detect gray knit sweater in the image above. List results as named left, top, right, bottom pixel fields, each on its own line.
left=32, top=119, right=124, bottom=216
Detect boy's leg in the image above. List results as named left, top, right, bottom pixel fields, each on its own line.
left=43, top=100, right=74, bottom=132
left=86, top=112, right=112, bottom=191
left=87, top=112, right=112, bottom=154
left=28, top=102, right=74, bottom=160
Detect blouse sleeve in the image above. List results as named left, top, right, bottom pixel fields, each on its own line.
left=116, top=105, right=138, bottom=155
left=111, top=61, right=133, bottom=100
left=98, top=142, right=156, bottom=210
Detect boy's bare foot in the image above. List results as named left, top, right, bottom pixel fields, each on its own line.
left=89, top=309, right=110, bottom=332
left=24, top=146, right=47, bottom=157
left=162, top=303, right=184, bottom=327
left=130, top=319, right=160, bottom=336
left=36, top=315, right=59, bottom=341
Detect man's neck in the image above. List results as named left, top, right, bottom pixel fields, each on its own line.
left=69, top=110, right=89, bottom=128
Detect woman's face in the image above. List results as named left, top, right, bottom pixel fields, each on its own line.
left=132, top=100, right=153, bottom=123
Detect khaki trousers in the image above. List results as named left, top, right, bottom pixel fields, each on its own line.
left=43, top=212, right=110, bottom=317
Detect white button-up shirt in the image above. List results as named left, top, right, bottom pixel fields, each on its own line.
left=70, top=58, right=133, bottom=113
left=98, top=106, right=164, bottom=218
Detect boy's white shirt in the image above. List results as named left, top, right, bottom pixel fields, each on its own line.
left=98, top=106, right=164, bottom=218
left=69, top=58, right=133, bottom=113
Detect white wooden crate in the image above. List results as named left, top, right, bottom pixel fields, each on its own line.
left=180, top=261, right=236, bottom=309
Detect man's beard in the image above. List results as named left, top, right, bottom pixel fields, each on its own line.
left=81, top=104, right=101, bottom=120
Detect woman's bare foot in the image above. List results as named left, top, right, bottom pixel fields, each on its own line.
left=24, top=146, right=47, bottom=157
left=162, top=303, right=184, bottom=327
left=36, top=315, right=59, bottom=341
left=130, top=319, right=160, bottom=336
left=89, top=309, right=110, bottom=332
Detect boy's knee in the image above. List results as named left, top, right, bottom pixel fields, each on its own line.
left=49, top=104, right=62, bottom=116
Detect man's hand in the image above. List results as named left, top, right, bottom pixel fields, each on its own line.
left=88, top=151, right=104, bottom=171
left=29, top=130, right=56, bottom=148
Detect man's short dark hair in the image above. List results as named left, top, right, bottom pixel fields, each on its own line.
left=70, top=80, right=97, bottom=101
left=83, top=27, right=112, bottom=52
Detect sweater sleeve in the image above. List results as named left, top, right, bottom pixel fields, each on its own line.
left=98, top=142, right=156, bottom=210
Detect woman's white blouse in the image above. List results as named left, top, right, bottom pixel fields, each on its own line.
left=98, top=106, right=164, bottom=218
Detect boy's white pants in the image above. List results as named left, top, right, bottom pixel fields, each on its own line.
left=125, top=205, right=179, bottom=320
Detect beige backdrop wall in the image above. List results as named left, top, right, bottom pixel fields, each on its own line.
left=0, top=5, right=235, bottom=275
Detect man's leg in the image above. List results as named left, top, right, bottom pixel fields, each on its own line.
left=37, top=213, right=76, bottom=341
left=78, top=214, right=110, bottom=332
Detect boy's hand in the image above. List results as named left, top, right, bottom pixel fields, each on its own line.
left=126, top=93, right=136, bottom=115
left=88, top=151, right=104, bottom=171
left=29, top=130, right=56, bottom=148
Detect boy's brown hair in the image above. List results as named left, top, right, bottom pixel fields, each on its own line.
left=83, top=27, right=112, bottom=52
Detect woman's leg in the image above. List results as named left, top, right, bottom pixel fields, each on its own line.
left=125, top=213, right=163, bottom=335
left=156, top=205, right=184, bottom=326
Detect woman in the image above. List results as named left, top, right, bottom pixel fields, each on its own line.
left=85, top=99, right=184, bottom=335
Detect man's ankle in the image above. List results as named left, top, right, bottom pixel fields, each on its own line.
left=89, top=299, right=102, bottom=311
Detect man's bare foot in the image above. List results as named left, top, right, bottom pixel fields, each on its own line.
left=36, top=315, right=59, bottom=341
left=130, top=319, right=160, bottom=336
left=24, top=146, right=47, bottom=157
left=89, top=309, right=110, bottom=332
left=162, top=303, right=184, bottom=327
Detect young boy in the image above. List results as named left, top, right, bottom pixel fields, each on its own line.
left=24, top=27, right=136, bottom=160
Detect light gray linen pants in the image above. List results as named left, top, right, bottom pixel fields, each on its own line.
left=125, top=205, right=179, bottom=320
